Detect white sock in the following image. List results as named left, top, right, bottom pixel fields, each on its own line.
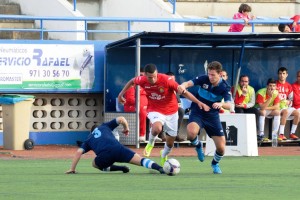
left=291, top=124, right=298, bottom=134
left=272, top=116, right=280, bottom=132
left=279, top=125, right=285, bottom=135
left=148, top=132, right=156, bottom=146
left=259, top=116, right=265, bottom=132
left=161, top=143, right=172, bottom=158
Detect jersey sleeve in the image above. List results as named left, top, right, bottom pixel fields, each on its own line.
left=191, top=75, right=204, bottom=86
left=256, top=93, right=264, bottom=104
left=124, top=86, right=136, bottom=105
left=223, top=89, right=232, bottom=102
left=167, top=78, right=179, bottom=92
left=102, top=118, right=119, bottom=131
left=81, top=142, right=91, bottom=154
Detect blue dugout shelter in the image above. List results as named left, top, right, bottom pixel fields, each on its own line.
left=104, top=32, right=300, bottom=147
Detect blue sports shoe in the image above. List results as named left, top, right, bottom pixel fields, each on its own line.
left=195, top=142, right=205, bottom=162
left=211, top=163, right=222, bottom=174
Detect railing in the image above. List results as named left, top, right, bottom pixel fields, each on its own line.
left=168, top=0, right=177, bottom=14
left=0, top=15, right=295, bottom=40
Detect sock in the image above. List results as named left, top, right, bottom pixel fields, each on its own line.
left=141, top=158, right=161, bottom=171
left=259, top=132, right=264, bottom=137
left=211, top=151, right=223, bottom=165
left=259, top=116, right=265, bottom=132
left=279, top=125, right=285, bottom=135
left=272, top=116, right=280, bottom=132
left=291, top=124, right=298, bottom=134
left=148, top=132, right=156, bottom=146
left=190, top=136, right=199, bottom=146
left=161, top=143, right=172, bottom=158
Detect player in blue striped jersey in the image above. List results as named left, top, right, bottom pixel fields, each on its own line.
left=178, top=61, right=232, bottom=174
left=65, top=116, right=164, bottom=174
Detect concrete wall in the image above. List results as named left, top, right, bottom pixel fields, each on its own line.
left=8, top=0, right=85, bottom=40
left=176, top=0, right=300, bottom=19
left=68, top=0, right=184, bottom=40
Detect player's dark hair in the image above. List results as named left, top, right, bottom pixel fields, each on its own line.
left=165, top=71, right=175, bottom=76
left=91, top=124, right=97, bottom=133
left=144, top=63, right=157, bottom=73
left=239, top=75, right=249, bottom=82
left=278, top=24, right=287, bottom=32
left=278, top=67, right=288, bottom=73
left=207, top=61, right=223, bottom=73
left=238, top=3, right=251, bottom=13
left=267, top=78, right=276, bottom=85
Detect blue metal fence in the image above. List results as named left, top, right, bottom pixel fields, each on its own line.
left=0, top=15, right=295, bottom=40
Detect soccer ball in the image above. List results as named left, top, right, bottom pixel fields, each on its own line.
left=163, top=158, right=180, bottom=176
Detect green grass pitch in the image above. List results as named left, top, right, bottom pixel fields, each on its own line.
left=0, top=156, right=299, bottom=200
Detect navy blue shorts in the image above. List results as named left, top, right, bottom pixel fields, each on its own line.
left=189, top=110, right=224, bottom=138
left=94, top=144, right=135, bottom=170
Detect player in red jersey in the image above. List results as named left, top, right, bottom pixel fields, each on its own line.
left=292, top=71, right=300, bottom=110
left=276, top=67, right=299, bottom=140
left=118, top=64, right=209, bottom=166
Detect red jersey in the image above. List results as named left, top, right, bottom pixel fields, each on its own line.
left=292, top=82, right=300, bottom=109
left=256, top=91, right=280, bottom=105
left=124, top=86, right=148, bottom=112
left=276, top=80, right=293, bottom=101
left=289, top=15, right=300, bottom=32
left=134, top=73, right=179, bottom=115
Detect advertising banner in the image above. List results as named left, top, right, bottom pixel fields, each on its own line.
left=0, top=44, right=95, bottom=90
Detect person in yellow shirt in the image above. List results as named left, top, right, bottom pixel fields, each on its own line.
left=255, top=78, right=281, bottom=142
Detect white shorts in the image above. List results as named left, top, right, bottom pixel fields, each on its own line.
left=147, top=111, right=178, bottom=137
left=280, top=107, right=295, bottom=118
left=263, top=110, right=277, bottom=117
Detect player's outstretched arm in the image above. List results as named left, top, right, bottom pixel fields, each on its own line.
left=118, top=78, right=135, bottom=104
left=116, top=116, right=129, bottom=136
left=182, top=90, right=210, bottom=111
left=65, top=148, right=84, bottom=174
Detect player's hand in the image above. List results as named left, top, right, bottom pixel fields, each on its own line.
left=65, top=170, right=77, bottom=174
left=118, top=94, right=126, bottom=104
left=212, top=102, right=222, bottom=109
left=122, top=129, right=129, bottom=136
left=242, top=86, right=247, bottom=95
left=199, top=103, right=210, bottom=111
left=177, top=85, right=186, bottom=95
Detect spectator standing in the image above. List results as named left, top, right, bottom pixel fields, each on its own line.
left=124, top=68, right=148, bottom=142
left=255, top=78, right=281, bottom=142
left=276, top=67, right=299, bottom=140
left=278, top=15, right=300, bottom=32
left=228, top=3, right=255, bottom=32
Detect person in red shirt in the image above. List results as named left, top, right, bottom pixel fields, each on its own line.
left=278, top=15, right=300, bottom=32
left=255, top=78, right=281, bottom=142
left=118, top=63, right=209, bottom=166
left=292, top=70, right=300, bottom=110
left=231, top=75, right=259, bottom=130
left=276, top=67, right=299, bottom=140
left=228, top=3, right=255, bottom=32
left=124, top=68, right=148, bottom=142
